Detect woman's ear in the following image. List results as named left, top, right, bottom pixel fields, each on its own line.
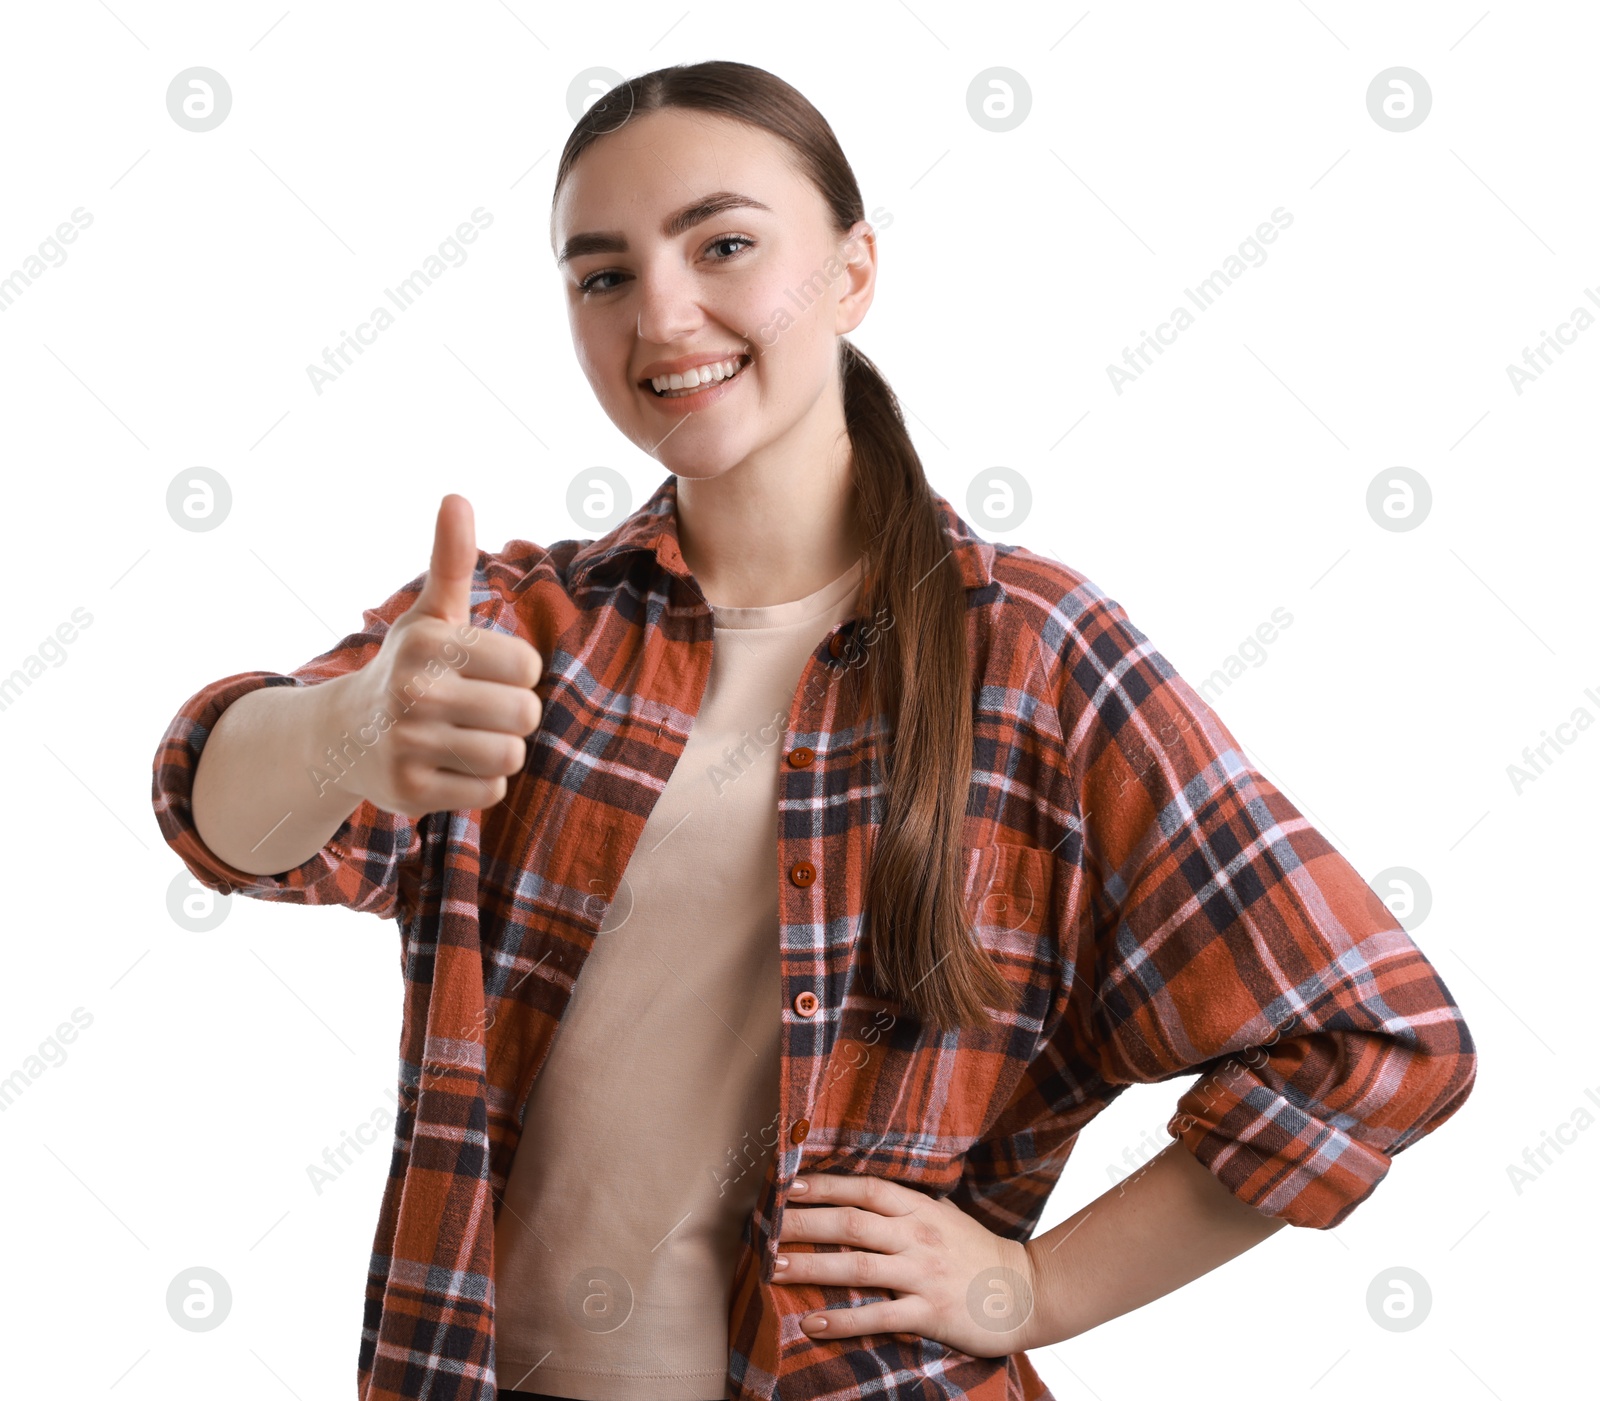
left=833, top=220, right=878, bottom=335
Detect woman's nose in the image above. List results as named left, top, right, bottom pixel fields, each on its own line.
left=632, top=264, right=706, bottom=345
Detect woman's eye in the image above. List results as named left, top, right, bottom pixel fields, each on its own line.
left=706, top=234, right=755, bottom=262
left=576, top=235, right=754, bottom=296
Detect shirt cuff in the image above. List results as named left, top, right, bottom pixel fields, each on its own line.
left=1165, top=1036, right=1472, bottom=1230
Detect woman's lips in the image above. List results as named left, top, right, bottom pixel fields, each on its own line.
left=640, top=355, right=751, bottom=415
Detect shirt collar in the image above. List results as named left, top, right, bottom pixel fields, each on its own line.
left=567, top=473, right=996, bottom=594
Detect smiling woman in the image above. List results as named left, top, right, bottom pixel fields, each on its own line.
left=151, top=56, right=1477, bottom=1401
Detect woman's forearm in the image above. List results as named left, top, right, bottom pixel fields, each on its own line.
left=190, top=673, right=367, bottom=876
left=1022, top=1138, right=1287, bottom=1350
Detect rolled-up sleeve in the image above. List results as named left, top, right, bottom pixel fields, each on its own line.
left=151, top=572, right=434, bottom=923
left=1042, top=583, right=1478, bottom=1230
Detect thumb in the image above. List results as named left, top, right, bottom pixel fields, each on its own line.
left=410, top=494, right=477, bottom=625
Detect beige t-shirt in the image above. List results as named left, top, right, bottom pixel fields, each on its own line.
left=493, top=554, right=866, bottom=1399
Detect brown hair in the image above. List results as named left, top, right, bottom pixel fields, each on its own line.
left=552, top=60, right=1014, bottom=1032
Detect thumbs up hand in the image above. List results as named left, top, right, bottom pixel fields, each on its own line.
left=339, top=494, right=545, bottom=818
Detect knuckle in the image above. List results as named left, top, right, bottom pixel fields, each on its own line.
left=392, top=617, right=436, bottom=660
left=388, top=717, right=424, bottom=753
left=504, top=734, right=527, bottom=773
left=841, top=1208, right=866, bottom=1245
left=391, top=764, right=428, bottom=809
left=402, top=686, right=443, bottom=721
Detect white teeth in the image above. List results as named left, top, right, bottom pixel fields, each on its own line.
left=650, top=355, right=746, bottom=394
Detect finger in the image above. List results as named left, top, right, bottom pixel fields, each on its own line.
left=423, top=675, right=542, bottom=737
left=799, top=1298, right=921, bottom=1341
left=436, top=731, right=526, bottom=782
left=393, top=720, right=527, bottom=779
left=777, top=1204, right=901, bottom=1255
left=389, top=769, right=508, bottom=817
left=773, top=1243, right=917, bottom=1293
left=791, top=1173, right=926, bottom=1219
left=455, top=628, right=543, bottom=689
left=441, top=674, right=547, bottom=738
left=410, top=494, right=476, bottom=626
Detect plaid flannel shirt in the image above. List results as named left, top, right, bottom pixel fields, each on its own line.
left=151, top=472, right=1476, bottom=1400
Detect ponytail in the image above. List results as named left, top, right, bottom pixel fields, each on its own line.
left=838, top=339, right=1017, bottom=1031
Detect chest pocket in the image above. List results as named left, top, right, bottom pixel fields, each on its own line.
left=965, top=840, right=1054, bottom=957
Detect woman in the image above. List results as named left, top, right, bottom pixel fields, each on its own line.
left=151, top=60, right=1477, bottom=1401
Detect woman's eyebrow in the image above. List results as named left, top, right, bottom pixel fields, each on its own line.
left=555, top=191, right=773, bottom=266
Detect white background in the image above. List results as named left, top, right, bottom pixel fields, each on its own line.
left=1, top=3, right=1593, bottom=1398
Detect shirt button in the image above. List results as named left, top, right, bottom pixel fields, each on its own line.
left=828, top=632, right=846, bottom=658
left=789, top=861, right=816, bottom=887
left=790, top=1118, right=811, bottom=1144
left=793, top=991, right=819, bottom=1017
left=787, top=746, right=815, bottom=769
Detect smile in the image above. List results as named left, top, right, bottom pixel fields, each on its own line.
left=644, top=353, right=753, bottom=398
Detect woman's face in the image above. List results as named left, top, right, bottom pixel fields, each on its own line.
left=551, top=107, right=875, bottom=480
